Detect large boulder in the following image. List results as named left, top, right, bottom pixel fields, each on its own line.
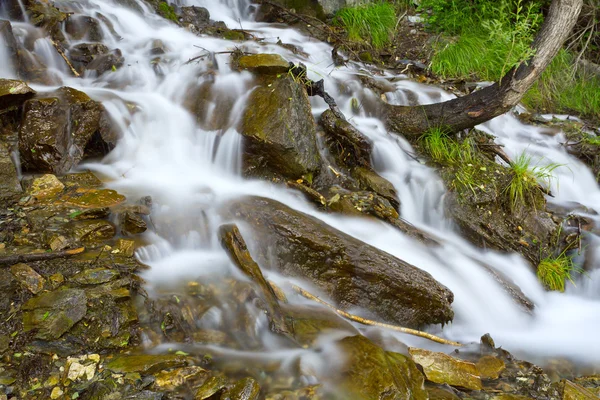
left=18, top=87, right=108, bottom=174
left=0, top=142, right=21, bottom=203
left=222, top=196, right=454, bottom=328
left=240, top=75, right=321, bottom=180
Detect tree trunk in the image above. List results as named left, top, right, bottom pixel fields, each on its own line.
left=384, top=0, right=583, bottom=137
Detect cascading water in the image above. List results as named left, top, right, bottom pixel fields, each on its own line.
left=2, top=0, right=599, bottom=384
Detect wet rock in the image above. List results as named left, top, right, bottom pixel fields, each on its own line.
left=22, top=288, right=87, bottom=340
left=28, top=174, right=65, bottom=200
left=285, top=305, right=358, bottom=346
left=48, top=234, right=70, bottom=251
left=116, top=0, right=144, bottom=14
left=119, top=210, right=148, bottom=235
left=223, top=196, right=454, bottom=328
left=561, top=380, right=598, bottom=399
left=114, top=238, right=136, bottom=257
left=72, top=268, right=119, bottom=285
left=71, top=220, right=116, bottom=243
left=85, top=49, right=125, bottom=75
left=68, top=42, right=109, bottom=72
left=26, top=0, right=67, bottom=33
left=351, top=166, right=398, bottom=207
left=328, top=188, right=399, bottom=221
left=0, top=142, right=22, bottom=203
left=70, top=207, right=110, bottom=220
left=409, top=348, right=483, bottom=391
left=222, top=377, right=260, bottom=400
left=320, top=109, right=373, bottom=169
left=60, top=171, right=103, bottom=188
left=50, top=387, right=63, bottom=399
left=0, top=78, right=36, bottom=111
left=19, top=87, right=105, bottom=174
left=179, top=6, right=210, bottom=29
left=427, top=386, right=461, bottom=399
left=195, top=375, right=228, bottom=399
left=64, top=15, right=104, bottom=41
left=10, top=263, right=45, bottom=294
left=61, top=188, right=126, bottom=208
left=477, top=355, right=506, bottom=380
left=237, top=54, right=291, bottom=75
left=105, top=354, right=189, bottom=374
left=333, top=335, right=427, bottom=399
left=154, top=366, right=206, bottom=390
left=240, top=76, right=321, bottom=180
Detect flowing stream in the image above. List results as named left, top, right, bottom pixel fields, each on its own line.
left=2, top=0, right=599, bottom=379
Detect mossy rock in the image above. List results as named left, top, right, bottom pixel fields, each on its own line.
left=60, top=188, right=126, bottom=208
left=333, top=335, right=427, bottom=399
left=240, top=76, right=322, bottom=180
left=105, top=354, right=189, bottom=374
left=409, top=348, right=482, bottom=391
left=0, top=79, right=36, bottom=111
left=237, top=54, right=291, bottom=75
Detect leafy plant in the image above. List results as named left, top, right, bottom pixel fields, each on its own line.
left=504, top=152, right=559, bottom=211
left=334, top=2, right=396, bottom=49
left=537, top=253, right=583, bottom=292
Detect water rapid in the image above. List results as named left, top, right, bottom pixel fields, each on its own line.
left=2, top=0, right=599, bottom=379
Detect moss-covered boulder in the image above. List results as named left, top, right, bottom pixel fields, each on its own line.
left=19, top=87, right=107, bottom=174
left=64, top=15, right=104, bottom=41
left=237, top=54, right=291, bottom=75
left=222, top=196, right=454, bottom=328
left=240, top=75, right=321, bottom=180
left=332, top=335, right=427, bottom=399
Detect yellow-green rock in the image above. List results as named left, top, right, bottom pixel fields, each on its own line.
left=237, top=53, right=290, bottom=75
left=105, top=354, right=188, bottom=374
left=61, top=188, right=125, bottom=208
left=28, top=174, right=65, bottom=200
left=476, top=355, right=506, bottom=379
left=154, top=366, right=206, bottom=390
left=409, top=348, right=482, bottom=391
left=562, top=380, right=598, bottom=400
left=114, top=238, right=136, bottom=257
left=194, top=375, right=228, bottom=399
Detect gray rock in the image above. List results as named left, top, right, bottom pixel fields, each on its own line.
left=0, top=142, right=22, bottom=203
left=222, top=196, right=454, bottom=328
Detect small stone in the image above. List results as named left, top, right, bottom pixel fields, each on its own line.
left=50, top=387, right=63, bottom=399
left=61, top=188, right=125, bottom=208
left=476, top=355, right=505, bottom=379
left=72, top=268, right=119, bottom=285
left=409, top=348, right=482, bottom=391
left=119, top=211, right=147, bottom=235
left=48, top=273, right=65, bottom=289
left=195, top=375, right=228, bottom=400
left=10, top=263, right=45, bottom=294
left=28, top=174, right=65, bottom=200
left=71, top=220, right=116, bottom=243
left=154, top=366, right=206, bottom=390
left=114, top=239, right=136, bottom=257
left=48, top=234, right=69, bottom=251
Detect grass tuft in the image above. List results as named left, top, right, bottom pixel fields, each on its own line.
left=537, top=253, right=582, bottom=292
left=335, top=2, right=396, bottom=49
left=523, top=50, right=600, bottom=119
left=505, top=153, right=559, bottom=211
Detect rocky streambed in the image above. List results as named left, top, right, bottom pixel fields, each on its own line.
left=1, top=0, right=600, bottom=399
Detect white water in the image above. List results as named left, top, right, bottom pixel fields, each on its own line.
left=2, top=0, right=599, bottom=374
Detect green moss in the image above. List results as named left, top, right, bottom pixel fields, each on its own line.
left=158, top=1, right=178, bottom=22
left=334, top=1, right=396, bottom=49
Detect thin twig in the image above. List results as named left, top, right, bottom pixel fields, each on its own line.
left=50, top=39, right=80, bottom=77
left=0, top=247, right=85, bottom=266
left=292, top=284, right=463, bottom=347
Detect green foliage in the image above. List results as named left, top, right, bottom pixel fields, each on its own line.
left=505, top=152, right=559, bottom=211
left=158, top=1, right=178, bottom=22
left=523, top=50, right=600, bottom=119
left=334, top=2, right=396, bottom=49
left=537, top=253, right=582, bottom=292
left=428, top=0, right=541, bottom=81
